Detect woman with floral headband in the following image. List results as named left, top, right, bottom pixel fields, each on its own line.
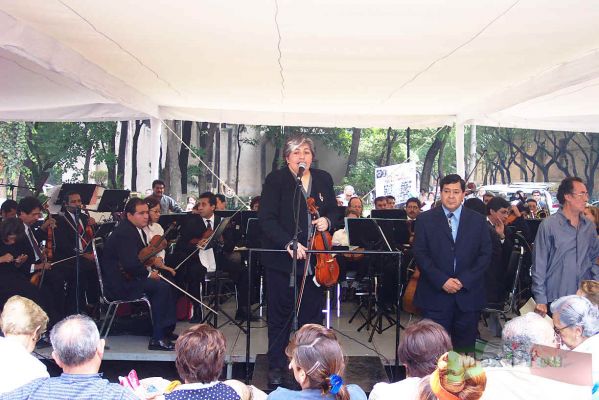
left=417, top=351, right=487, bottom=400
left=267, top=324, right=366, bottom=400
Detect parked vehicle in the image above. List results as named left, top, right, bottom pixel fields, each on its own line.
left=480, top=182, right=559, bottom=214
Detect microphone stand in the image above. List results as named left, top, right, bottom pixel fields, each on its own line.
left=73, top=207, right=82, bottom=314
left=290, top=168, right=304, bottom=332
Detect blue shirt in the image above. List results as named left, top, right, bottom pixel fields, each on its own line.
left=268, top=384, right=367, bottom=400
left=2, top=373, right=138, bottom=400
left=442, top=204, right=462, bottom=242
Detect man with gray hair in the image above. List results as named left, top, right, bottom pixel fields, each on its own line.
left=3, top=314, right=137, bottom=399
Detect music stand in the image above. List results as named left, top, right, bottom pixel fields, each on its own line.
left=245, top=218, right=261, bottom=249
left=347, top=218, right=400, bottom=341
left=370, top=209, right=407, bottom=220
left=370, top=218, right=411, bottom=248
left=97, top=190, right=130, bottom=213
left=56, top=183, right=97, bottom=207
left=199, top=217, right=231, bottom=250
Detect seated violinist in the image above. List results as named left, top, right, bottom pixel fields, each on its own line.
left=53, top=191, right=100, bottom=315
left=101, top=198, right=177, bottom=351
left=14, top=197, right=66, bottom=325
left=174, top=192, right=252, bottom=322
left=142, top=196, right=176, bottom=278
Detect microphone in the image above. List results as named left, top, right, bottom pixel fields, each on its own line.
left=297, top=162, right=307, bottom=178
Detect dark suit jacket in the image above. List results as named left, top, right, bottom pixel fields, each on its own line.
left=101, top=219, right=149, bottom=299
left=54, top=212, right=92, bottom=259
left=258, top=167, right=339, bottom=274
left=15, top=221, right=48, bottom=278
left=413, top=205, right=492, bottom=312
left=486, top=222, right=513, bottom=306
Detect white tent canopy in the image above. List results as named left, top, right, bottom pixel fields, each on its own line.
left=2, top=0, right=599, bottom=133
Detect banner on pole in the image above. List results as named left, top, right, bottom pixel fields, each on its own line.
left=375, top=162, right=418, bottom=204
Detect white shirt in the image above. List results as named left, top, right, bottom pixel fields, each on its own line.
left=199, top=215, right=216, bottom=272
left=143, top=223, right=165, bottom=259
left=0, top=336, right=49, bottom=394
left=573, top=333, right=599, bottom=384
left=368, top=377, right=421, bottom=400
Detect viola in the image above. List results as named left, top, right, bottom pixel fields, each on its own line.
left=307, top=197, right=340, bottom=288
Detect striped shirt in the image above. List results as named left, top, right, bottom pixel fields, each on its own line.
left=2, top=373, right=137, bottom=400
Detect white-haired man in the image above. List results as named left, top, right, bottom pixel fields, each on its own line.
left=3, top=314, right=137, bottom=399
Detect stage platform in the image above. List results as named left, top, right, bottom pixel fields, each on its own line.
left=35, top=297, right=504, bottom=390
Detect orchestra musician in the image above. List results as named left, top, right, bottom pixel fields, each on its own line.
left=258, top=135, right=339, bottom=387
left=101, top=198, right=177, bottom=351
left=53, top=191, right=100, bottom=315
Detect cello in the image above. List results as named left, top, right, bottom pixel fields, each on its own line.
left=306, top=197, right=340, bottom=288
left=401, top=219, right=421, bottom=315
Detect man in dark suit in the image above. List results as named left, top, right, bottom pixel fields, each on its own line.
left=15, top=197, right=67, bottom=324
left=102, top=197, right=177, bottom=350
left=258, top=135, right=339, bottom=386
left=53, top=191, right=100, bottom=314
left=413, top=174, right=492, bottom=352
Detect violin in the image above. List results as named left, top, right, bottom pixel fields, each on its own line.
left=31, top=203, right=55, bottom=287
left=139, top=222, right=178, bottom=276
left=307, top=197, right=340, bottom=288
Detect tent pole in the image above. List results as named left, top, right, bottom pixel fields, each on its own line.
left=150, top=117, right=161, bottom=180
left=456, top=123, right=465, bottom=178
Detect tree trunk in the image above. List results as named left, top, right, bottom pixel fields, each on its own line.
left=131, top=120, right=143, bottom=191
left=235, top=125, right=245, bottom=194
left=82, top=143, right=93, bottom=184
left=163, top=120, right=182, bottom=201
left=271, top=144, right=281, bottom=172
left=210, top=123, right=219, bottom=192
left=179, top=121, right=192, bottom=195
left=117, top=121, right=128, bottom=189
left=420, top=126, right=449, bottom=191
left=346, top=128, right=361, bottom=176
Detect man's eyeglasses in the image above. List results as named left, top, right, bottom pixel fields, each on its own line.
left=569, top=191, right=589, bottom=198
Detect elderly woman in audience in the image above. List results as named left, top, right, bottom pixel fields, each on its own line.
left=369, top=320, right=452, bottom=400
left=166, top=323, right=264, bottom=400
left=417, top=351, right=486, bottom=400
left=551, top=295, right=599, bottom=381
left=268, top=323, right=367, bottom=400
left=0, top=295, right=49, bottom=393
left=481, top=312, right=590, bottom=399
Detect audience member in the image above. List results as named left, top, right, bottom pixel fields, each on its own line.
left=417, top=351, right=486, bottom=400
left=250, top=196, right=261, bottom=212
left=3, top=314, right=137, bottom=399
left=166, top=323, right=264, bottom=400
left=1, top=199, right=18, bottom=221
left=404, top=197, right=421, bottom=221
left=551, top=295, right=599, bottom=382
left=531, top=190, right=547, bottom=210
left=481, top=312, right=590, bottom=399
left=385, top=196, right=396, bottom=209
left=577, top=280, right=599, bottom=306
left=369, top=320, right=452, bottom=400
left=268, top=324, right=367, bottom=400
left=152, top=179, right=183, bottom=214
left=0, top=296, right=49, bottom=394
left=374, top=196, right=387, bottom=210
left=185, top=196, right=196, bottom=212
left=215, top=194, right=227, bottom=211
left=482, top=193, right=494, bottom=205
left=338, top=186, right=355, bottom=206
left=584, top=204, right=599, bottom=234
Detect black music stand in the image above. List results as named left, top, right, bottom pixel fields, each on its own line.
left=346, top=218, right=400, bottom=341
left=97, top=190, right=130, bottom=213
left=56, top=183, right=97, bottom=207
left=158, top=213, right=188, bottom=241
left=370, top=209, right=408, bottom=220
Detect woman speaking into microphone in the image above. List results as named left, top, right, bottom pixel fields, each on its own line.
left=258, top=135, right=339, bottom=387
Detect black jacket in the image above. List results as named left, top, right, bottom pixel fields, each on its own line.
left=54, top=212, right=92, bottom=259
left=258, top=167, right=339, bottom=273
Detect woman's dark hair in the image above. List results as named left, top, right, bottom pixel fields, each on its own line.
left=144, top=196, right=160, bottom=211
left=0, top=217, right=25, bottom=242
left=250, top=196, right=261, bottom=210
left=398, top=319, right=452, bottom=378
left=175, top=324, right=226, bottom=383
left=463, top=198, right=486, bottom=216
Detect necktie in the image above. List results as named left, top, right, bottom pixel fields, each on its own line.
left=27, top=229, right=42, bottom=261
left=205, top=219, right=211, bottom=230
left=140, top=229, right=148, bottom=246
left=447, top=212, right=453, bottom=230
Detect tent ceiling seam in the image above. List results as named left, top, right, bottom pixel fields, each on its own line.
left=57, top=0, right=182, bottom=97
left=274, top=0, right=285, bottom=104
left=382, top=0, right=521, bottom=104
left=160, top=119, right=249, bottom=208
